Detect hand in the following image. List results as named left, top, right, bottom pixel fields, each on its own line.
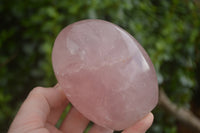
left=8, top=86, right=154, bottom=133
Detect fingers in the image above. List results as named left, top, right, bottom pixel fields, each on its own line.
left=88, top=124, right=113, bottom=133
left=122, top=113, right=154, bottom=133
left=47, top=85, right=69, bottom=125
left=60, top=107, right=89, bottom=133
left=8, top=86, right=68, bottom=133
left=46, top=102, right=68, bottom=125
left=28, top=124, right=62, bottom=133
left=28, top=86, right=69, bottom=123
left=44, top=123, right=62, bottom=133
left=8, top=85, right=154, bottom=133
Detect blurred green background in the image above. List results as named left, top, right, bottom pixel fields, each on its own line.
left=0, top=0, right=200, bottom=133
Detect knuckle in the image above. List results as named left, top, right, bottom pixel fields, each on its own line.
left=29, top=86, right=45, bottom=96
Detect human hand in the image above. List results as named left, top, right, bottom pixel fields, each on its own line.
left=8, top=86, right=153, bottom=133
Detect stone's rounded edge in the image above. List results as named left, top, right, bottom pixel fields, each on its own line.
left=125, top=28, right=159, bottom=108
left=52, top=21, right=72, bottom=73
left=52, top=19, right=159, bottom=131
left=109, top=20, right=159, bottom=130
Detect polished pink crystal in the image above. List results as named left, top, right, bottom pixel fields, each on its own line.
left=52, top=19, right=158, bottom=130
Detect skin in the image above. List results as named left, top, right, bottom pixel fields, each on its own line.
left=8, top=86, right=154, bottom=133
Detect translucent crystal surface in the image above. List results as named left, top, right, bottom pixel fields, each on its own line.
left=52, top=19, right=158, bottom=130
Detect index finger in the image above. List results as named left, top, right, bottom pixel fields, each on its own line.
left=9, top=86, right=68, bottom=132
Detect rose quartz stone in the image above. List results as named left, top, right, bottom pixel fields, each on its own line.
left=52, top=19, right=158, bottom=130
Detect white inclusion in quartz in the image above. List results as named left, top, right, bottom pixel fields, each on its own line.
left=66, top=38, right=80, bottom=55
left=66, top=37, right=86, bottom=61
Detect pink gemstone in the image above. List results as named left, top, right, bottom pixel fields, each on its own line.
left=52, top=19, right=158, bottom=130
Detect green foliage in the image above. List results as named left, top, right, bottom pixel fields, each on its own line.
left=0, top=0, right=200, bottom=133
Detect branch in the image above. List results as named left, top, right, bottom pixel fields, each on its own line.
left=159, top=89, right=200, bottom=132
left=0, top=53, right=17, bottom=67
